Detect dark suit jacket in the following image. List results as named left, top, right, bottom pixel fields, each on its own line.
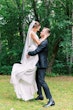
left=28, top=39, right=48, bottom=68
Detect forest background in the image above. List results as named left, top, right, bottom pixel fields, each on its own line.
left=0, top=0, right=73, bottom=75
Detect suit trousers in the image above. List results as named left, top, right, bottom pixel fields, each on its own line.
left=36, top=68, right=52, bottom=100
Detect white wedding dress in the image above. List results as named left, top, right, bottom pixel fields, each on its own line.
left=10, top=27, right=39, bottom=101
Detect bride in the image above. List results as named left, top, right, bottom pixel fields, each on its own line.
left=10, top=20, right=47, bottom=101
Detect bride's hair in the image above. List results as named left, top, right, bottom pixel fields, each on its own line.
left=33, top=21, right=40, bottom=28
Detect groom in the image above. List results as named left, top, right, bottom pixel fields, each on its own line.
left=28, top=27, right=55, bottom=107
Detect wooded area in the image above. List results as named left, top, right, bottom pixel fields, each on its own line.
left=0, top=0, right=73, bottom=75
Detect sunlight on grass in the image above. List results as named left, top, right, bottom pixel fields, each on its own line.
left=0, top=75, right=73, bottom=110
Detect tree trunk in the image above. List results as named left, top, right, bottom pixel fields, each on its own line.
left=18, top=20, right=23, bottom=42
left=47, top=38, right=62, bottom=73
left=69, top=8, right=73, bottom=74
left=43, top=0, right=50, bottom=16
left=71, top=12, right=73, bottom=62
left=31, top=0, right=39, bottom=21
left=0, top=31, right=2, bottom=66
left=0, top=31, right=1, bottom=52
left=15, top=0, right=24, bottom=42
left=22, top=0, right=26, bottom=43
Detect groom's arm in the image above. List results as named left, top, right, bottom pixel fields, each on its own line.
left=28, top=41, right=48, bottom=56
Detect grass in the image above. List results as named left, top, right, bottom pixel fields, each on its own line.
left=0, top=75, right=73, bottom=110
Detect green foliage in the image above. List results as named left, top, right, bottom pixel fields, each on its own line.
left=0, top=66, right=12, bottom=75
left=0, top=0, right=73, bottom=75
left=46, top=72, right=59, bottom=77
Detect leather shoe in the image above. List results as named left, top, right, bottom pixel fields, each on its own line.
left=43, top=100, right=55, bottom=107
left=35, top=96, right=44, bottom=100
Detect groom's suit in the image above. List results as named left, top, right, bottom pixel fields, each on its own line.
left=28, top=39, right=52, bottom=100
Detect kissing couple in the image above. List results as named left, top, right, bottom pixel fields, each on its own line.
left=10, top=20, right=55, bottom=107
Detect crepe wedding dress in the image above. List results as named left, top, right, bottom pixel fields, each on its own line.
left=10, top=21, right=39, bottom=101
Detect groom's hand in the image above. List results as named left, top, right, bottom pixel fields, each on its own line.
left=26, top=54, right=30, bottom=58
left=28, top=51, right=34, bottom=56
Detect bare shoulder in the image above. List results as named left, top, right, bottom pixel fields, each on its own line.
left=30, top=31, right=35, bottom=36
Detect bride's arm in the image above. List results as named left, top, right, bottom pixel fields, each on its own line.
left=30, top=32, right=47, bottom=45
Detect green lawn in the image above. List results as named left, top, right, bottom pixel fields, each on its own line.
left=0, top=75, right=73, bottom=110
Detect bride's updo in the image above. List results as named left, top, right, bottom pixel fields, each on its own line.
left=33, top=21, right=40, bottom=28
left=32, top=21, right=41, bottom=31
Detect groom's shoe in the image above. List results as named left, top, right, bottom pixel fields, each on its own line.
left=43, top=100, right=55, bottom=107
left=35, top=96, right=44, bottom=100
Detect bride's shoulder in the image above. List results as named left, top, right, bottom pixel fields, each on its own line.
left=30, top=31, right=35, bottom=35
left=30, top=31, right=39, bottom=39
left=30, top=31, right=37, bottom=37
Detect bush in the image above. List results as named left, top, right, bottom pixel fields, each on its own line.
left=0, top=66, right=12, bottom=75
left=46, top=72, right=59, bottom=77
left=52, top=60, right=67, bottom=75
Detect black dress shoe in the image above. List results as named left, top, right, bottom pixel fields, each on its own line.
left=43, top=100, right=55, bottom=107
left=35, top=96, right=44, bottom=100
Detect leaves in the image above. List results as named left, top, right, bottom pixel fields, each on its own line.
left=0, top=0, right=73, bottom=74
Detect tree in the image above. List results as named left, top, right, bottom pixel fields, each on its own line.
left=0, top=0, right=73, bottom=75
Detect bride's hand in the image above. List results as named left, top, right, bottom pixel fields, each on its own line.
left=40, top=33, right=50, bottom=42
left=26, top=54, right=30, bottom=58
left=40, top=36, right=48, bottom=42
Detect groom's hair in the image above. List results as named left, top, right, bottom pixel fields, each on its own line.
left=44, top=27, right=50, bottom=34
left=33, top=21, right=40, bottom=28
